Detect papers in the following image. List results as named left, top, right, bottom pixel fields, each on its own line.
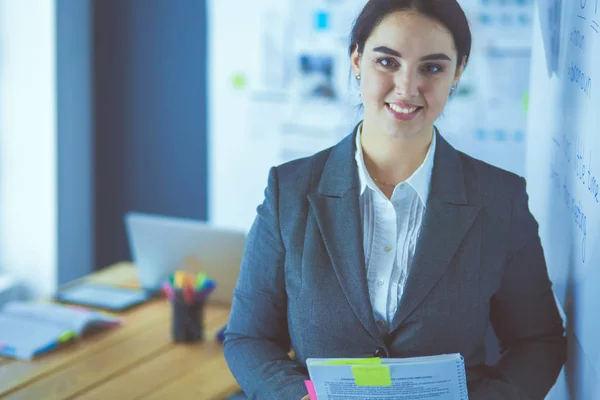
left=2, top=301, right=120, bottom=335
left=0, top=314, right=67, bottom=360
left=306, top=354, right=468, bottom=400
left=0, top=302, right=121, bottom=360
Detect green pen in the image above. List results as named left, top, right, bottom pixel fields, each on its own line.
left=195, top=272, right=207, bottom=289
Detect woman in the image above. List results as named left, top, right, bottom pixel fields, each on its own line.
left=223, top=1, right=567, bottom=399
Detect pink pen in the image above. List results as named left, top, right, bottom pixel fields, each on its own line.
left=161, top=283, right=174, bottom=300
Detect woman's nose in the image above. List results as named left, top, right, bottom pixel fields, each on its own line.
left=394, top=69, right=419, bottom=98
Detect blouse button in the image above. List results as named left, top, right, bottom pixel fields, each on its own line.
left=373, top=347, right=387, bottom=358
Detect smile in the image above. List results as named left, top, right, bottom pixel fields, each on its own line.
left=385, top=103, right=422, bottom=121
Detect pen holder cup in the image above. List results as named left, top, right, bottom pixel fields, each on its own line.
left=170, top=297, right=205, bottom=343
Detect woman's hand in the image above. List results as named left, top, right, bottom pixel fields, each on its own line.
left=301, top=395, right=310, bottom=400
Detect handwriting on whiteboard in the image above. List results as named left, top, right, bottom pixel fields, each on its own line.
left=562, top=182, right=588, bottom=263
left=556, top=134, right=599, bottom=204
left=568, top=62, right=592, bottom=96
left=575, top=141, right=600, bottom=204
left=549, top=133, right=596, bottom=264
left=570, top=28, right=585, bottom=51
left=579, top=0, right=600, bottom=33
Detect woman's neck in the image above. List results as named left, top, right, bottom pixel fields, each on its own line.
left=360, top=122, right=434, bottom=185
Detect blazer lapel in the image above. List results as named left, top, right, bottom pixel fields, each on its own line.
left=390, top=133, right=480, bottom=332
left=307, top=129, right=382, bottom=342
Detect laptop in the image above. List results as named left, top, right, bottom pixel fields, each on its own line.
left=124, top=212, right=246, bottom=305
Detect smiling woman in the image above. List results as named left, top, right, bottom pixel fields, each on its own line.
left=223, top=1, right=567, bottom=399
left=354, top=14, right=459, bottom=132
left=348, top=2, right=471, bottom=196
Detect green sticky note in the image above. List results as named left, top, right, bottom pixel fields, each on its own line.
left=352, top=365, right=392, bottom=386
left=523, top=91, right=529, bottom=114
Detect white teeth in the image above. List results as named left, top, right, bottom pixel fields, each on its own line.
left=388, top=104, right=418, bottom=114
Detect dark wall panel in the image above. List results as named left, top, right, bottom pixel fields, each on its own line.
left=94, top=0, right=207, bottom=269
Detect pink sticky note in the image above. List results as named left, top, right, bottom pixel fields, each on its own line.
left=304, top=380, right=317, bottom=400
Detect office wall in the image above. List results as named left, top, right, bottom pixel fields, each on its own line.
left=57, top=0, right=94, bottom=285
left=0, top=0, right=57, bottom=297
left=93, top=0, right=208, bottom=269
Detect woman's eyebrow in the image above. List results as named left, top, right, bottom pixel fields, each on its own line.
left=421, top=53, right=452, bottom=61
left=372, top=46, right=451, bottom=62
left=372, top=46, right=401, bottom=57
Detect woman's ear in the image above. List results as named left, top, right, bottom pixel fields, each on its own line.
left=454, top=55, right=467, bottom=81
left=350, top=45, right=362, bottom=77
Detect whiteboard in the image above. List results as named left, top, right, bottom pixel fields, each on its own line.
left=526, top=1, right=600, bottom=398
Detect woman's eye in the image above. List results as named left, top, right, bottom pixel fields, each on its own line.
left=423, top=64, right=443, bottom=74
left=378, top=58, right=398, bottom=68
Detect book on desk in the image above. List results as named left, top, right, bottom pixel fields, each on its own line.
left=0, top=301, right=122, bottom=360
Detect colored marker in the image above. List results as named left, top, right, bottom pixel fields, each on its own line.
left=195, top=272, right=207, bottom=289
left=183, top=277, right=195, bottom=304
left=174, top=271, right=184, bottom=288
left=197, top=281, right=217, bottom=302
left=161, top=282, right=174, bottom=300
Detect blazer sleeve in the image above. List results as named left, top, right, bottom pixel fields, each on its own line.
left=470, top=177, right=567, bottom=400
left=223, top=167, right=309, bottom=400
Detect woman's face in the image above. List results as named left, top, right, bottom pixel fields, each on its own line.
left=352, top=10, right=465, bottom=141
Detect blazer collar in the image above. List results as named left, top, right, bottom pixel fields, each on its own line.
left=317, top=124, right=469, bottom=206
left=428, top=129, right=469, bottom=205
left=316, top=124, right=360, bottom=198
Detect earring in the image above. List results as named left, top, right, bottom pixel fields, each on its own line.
left=355, top=73, right=361, bottom=81
left=450, top=84, right=457, bottom=94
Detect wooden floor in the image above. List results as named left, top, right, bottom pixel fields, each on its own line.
left=0, top=263, right=241, bottom=400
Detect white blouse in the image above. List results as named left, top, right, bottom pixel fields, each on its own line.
left=354, top=125, right=436, bottom=334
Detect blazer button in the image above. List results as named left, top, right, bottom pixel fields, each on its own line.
left=373, top=347, right=386, bottom=358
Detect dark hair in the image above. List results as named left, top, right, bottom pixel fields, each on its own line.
left=349, top=0, right=472, bottom=68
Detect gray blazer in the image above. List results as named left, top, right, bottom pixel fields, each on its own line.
left=224, top=126, right=566, bottom=400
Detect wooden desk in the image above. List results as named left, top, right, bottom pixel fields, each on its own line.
left=0, top=263, right=241, bottom=400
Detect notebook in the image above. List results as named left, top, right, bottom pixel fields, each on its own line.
left=306, top=353, right=468, bottom=400
left=56, top=282, right=151, bottom=311
left=0, top=301, right=122, bottom=360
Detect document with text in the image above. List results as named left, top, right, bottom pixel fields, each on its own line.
left=306, top=353, right=468, bottom=400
